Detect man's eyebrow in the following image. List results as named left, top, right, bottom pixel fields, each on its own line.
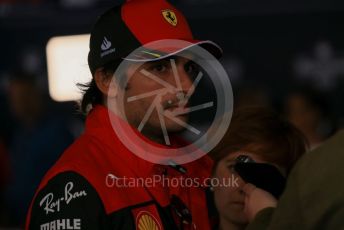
left=144, top=58, right=170, bottom=66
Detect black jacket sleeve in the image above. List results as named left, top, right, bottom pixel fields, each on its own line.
left=28, top=171, right=108, bottom=230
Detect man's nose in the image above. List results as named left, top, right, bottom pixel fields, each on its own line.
left=177, top=67, right=194, bottom=94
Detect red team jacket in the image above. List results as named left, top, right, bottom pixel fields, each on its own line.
left=26, top=105, right=214, bottom=230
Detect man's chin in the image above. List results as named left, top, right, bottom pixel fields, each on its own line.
left=140, top=116, right=190, bottom=142
left=164, top=115, right=189, bottom=132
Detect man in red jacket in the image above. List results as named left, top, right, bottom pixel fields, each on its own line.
left=26, top=0, right=227, bottom=229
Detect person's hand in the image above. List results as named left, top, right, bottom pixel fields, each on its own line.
left=242, top=183, right=278, bottom=221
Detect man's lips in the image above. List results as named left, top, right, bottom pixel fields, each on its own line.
left=165, top=103, right=190, bottom=115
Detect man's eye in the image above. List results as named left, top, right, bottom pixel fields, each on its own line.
left=151, top=64, right=167, bottom=73
left=185, top=63, right=199, bottom=75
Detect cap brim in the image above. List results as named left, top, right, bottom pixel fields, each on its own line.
left=122, top=40, right=223, bottom=62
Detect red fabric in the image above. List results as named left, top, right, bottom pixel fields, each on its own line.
left=121, top=0, right=194, bottom=45
left=26, top=105, right=213, bottom=230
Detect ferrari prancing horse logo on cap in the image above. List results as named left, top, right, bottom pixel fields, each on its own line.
left=162, top=9, right=177, bottom=26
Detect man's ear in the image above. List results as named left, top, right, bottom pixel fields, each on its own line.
left=94, top=68, right=118, bottom=98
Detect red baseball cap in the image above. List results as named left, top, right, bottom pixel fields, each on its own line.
left=88, top=0, right=222, bottom=74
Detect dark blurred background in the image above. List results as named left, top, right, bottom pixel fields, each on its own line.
left=0, top=0, right=344, bottom=228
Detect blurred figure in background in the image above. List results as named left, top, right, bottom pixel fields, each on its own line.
left=284, top=86, right=334, bottom=150
left=244, top=130, right=344, bottom=230
left=234, top=85, right=270, bottom=109
left=5, top=72, right=74, bottom=226
left=210, top=106, right=307, bottom=230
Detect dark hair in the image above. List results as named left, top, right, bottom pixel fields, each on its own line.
left=210, top=106, right=308, bottom=174
left=78, top=60, right=122, bottom=114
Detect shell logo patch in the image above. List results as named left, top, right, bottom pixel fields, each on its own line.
left=162, top=9, right=177, bottom=26
left=136, top=211, right=162, bottom=230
